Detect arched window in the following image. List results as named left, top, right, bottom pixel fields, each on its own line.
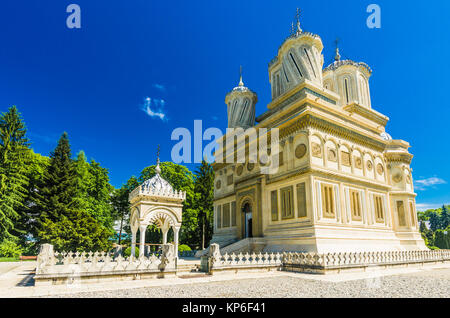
left=303, top=48, right=316, bottom=78
left=289, top=52, right=303, bottom=78
left=276, top=74, right=281, bottom=96
left=344, top=78, right=350, bottom=104
left=239, top=99, right=249, bottom=122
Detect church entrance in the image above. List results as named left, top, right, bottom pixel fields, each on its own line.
left=242, top=202, right=253, bottom=238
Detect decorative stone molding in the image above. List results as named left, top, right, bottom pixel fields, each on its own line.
left=34, top=244, right=177, bottom=285
left=295, top=144, right=307, bottom=159
left=204, top=248, right=450, bottom=274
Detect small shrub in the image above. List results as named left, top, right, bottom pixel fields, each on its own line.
left=123, top=246, right=139, bottom=258
left=0, top=239, right=24, bottom=258
left=178, top=244, right=192, bottom=253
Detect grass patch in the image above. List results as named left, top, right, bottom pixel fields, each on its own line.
left=0, top=257, right=20, bottom=262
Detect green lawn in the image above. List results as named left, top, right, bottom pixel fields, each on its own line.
left=0, top=257, right=20, bottom=262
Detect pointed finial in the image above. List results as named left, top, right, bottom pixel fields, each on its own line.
left=334, top=38, right=341, bottom=61
left=295, top=8, right=302, bottom=35
left=155, top=144, right=161, bottom=174
left=291, top=21, right=295, bottom=35
left=239, top=65, right=244, bottom=86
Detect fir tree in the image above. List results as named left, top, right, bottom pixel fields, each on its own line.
left=194, top=159, right=214, bottom=250
left=0, top=106, right=31, bottom=240
left=35, top=133, right=112, bottom=251
left=440, top=205, right=450, bottom=230
left=429, top=211, right=441, bottom=232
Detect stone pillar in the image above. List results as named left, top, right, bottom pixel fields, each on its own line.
left=162, top=231, right=168, bottom=244
left=173, top=226, right=180, bottom=259
left=139, top=224, right=147, bottom=258
left=131, top=229, right=137, bottom=258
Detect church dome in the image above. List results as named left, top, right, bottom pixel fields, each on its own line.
left=322, top=47, right=373, bottom=108
left=140, top=163, right=173, bottom=193
left=225, top=70, right=258, bottom=130
left=268, top=12, right=324, bottom=100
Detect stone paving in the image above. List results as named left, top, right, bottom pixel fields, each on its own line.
left=49, top=267, right=450, bottom=298
left=1, top=261, right=449, bottom=298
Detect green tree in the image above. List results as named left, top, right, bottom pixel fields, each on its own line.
left=0, top=106, right=31, bottom=240
left=75, top=151, right=114, bottom=229
left=35, top=133, right=112, bottom=251
left=434, top=230, right=450, bottom=250
left=111, top=185, right=130, bottom=245
left=16, top=151, right=49, bottom=243
left=194, top=160, right=214, bottom=250
left=440, top=205, right=450, bottom=230
left=429, top=211, right=441, bottom=232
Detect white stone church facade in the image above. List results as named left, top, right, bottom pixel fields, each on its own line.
left=210, top=18, right=427, bottom=253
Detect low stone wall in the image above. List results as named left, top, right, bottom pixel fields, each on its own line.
left=203, top=244, right=450, bottom=275
left=201, top=244, right=283, bottom=274
left=34, top=244, right=177, bottom=286
left=283, top=249, right=450, bottom=274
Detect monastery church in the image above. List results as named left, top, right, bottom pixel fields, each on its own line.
left=209, top=13, right=427, bottom=254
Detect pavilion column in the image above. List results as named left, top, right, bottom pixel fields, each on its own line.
left=139, top=224, right=148, bottom=258
left=173, top=226, right=180, bottom=259
left=162, top=229, right=168, bottom=244
left=131, top=229, right=137, bottom=258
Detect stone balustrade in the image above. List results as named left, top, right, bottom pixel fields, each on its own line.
left=204, top=244, right=450, bottom=274
left=35, top=243, right=177, bottom=285
left=128, top=185, right=186, bottom=201
left=283, top=249, right=450, bottom=271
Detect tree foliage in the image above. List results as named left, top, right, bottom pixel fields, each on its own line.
left=193, top=159, right=214, bottom=250
left=0, top=106, right=31, bottom=240
left=34, top=133, right=112, bottom=251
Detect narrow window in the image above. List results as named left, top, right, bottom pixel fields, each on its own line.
left=271, top=190, right=278, bottom=221
left=321, top=184, right=335, bottom=218
left=374, top=195, right=384, bottom=223
left=409, top=202, right=416, bottom=227
left=239, top=99, right=249, bottom=122
left=223, top=203, right=230, bottom=228
left=344, top=78, right=350, bottom=104
left=297, top=183, right=307, bottom=218
left=217, top=205, right=222, bottom=229
left=397, top=201, right=406, bottom=227
left=350, top=190, right=362, bottom=221
left=304, top=48, right=316, bottom=78
left=281, top=186, right=294, bottom=219
left=290, top=53, right=303, bottom=77
left=231, top=201, right=237, bottom=226
left=277, top=74, right=281, bottom=96
left=282, top=64, right=289, bottom=83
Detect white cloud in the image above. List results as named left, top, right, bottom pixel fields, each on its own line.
left=141, top=97, right=167, bottom=121
left=416, top=202, right=450, bottom=211
left=152, top=83, right=166, bottom=92
left=414, top=177, right=446, bottom=191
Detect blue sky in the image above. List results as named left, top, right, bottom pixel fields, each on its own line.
left=0, top=0, right=449, bottom=210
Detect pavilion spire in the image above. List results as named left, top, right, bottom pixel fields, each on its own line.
left=334, top=38, right=341, bottom=61
left=156, top=144, right=161, bottom=174
left=239, top=65, right=244, bottom=86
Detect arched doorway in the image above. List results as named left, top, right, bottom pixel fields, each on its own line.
left=242, top=202, right=253, bottom=238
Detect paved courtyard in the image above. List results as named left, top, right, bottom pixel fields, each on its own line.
left=1, top=261, right=449, bottom=298
left=51, top=267, right=450, bottom=298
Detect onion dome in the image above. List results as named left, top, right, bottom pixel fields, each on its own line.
left=225, top=67, right=258, bottom=129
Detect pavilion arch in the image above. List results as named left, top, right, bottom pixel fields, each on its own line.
left=128, top=159, right=186, bottom=259
left=142, top=207, right=181, bottom=228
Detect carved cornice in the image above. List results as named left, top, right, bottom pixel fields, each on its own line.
left=343, top=103, right=389, bottom=127
left=280, top=115, right=386, bottom=152
left=384, top=152, right=413, bottom=164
